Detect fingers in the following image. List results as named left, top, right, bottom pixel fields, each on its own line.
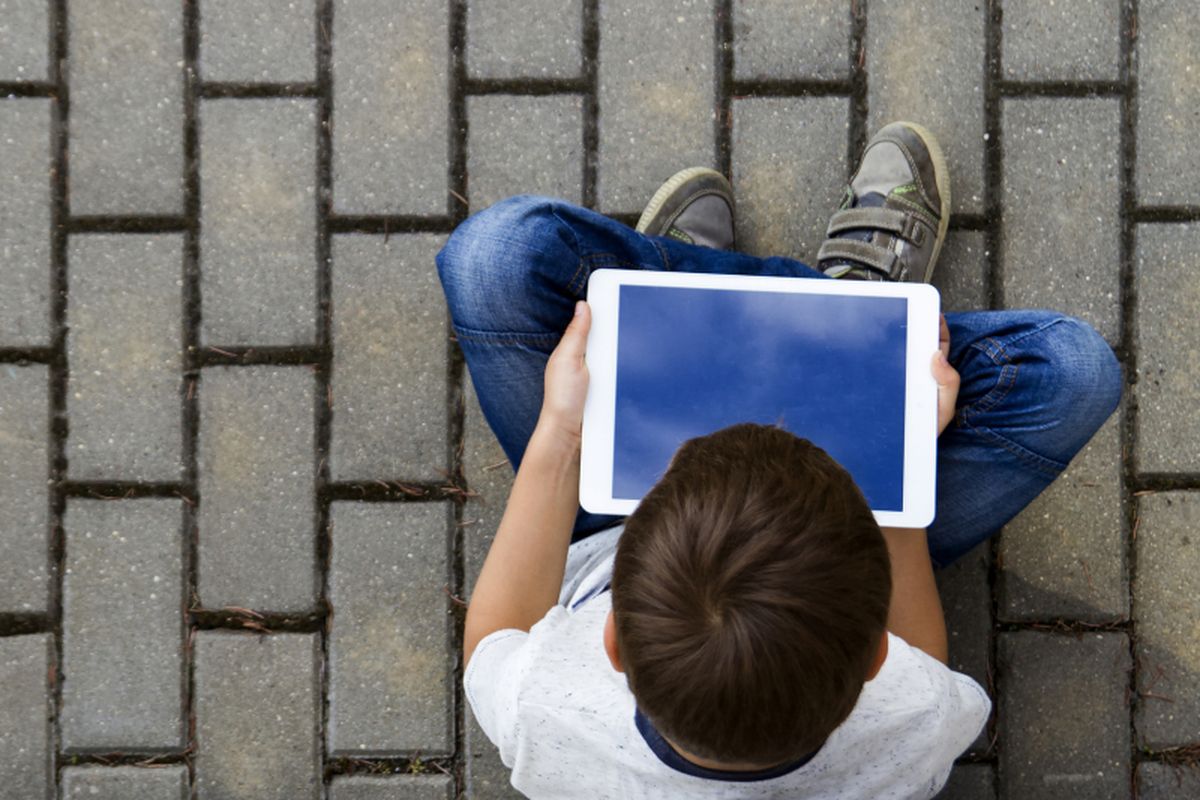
left=554, top=301, right=591, bottom=363
left=931, top=350, right=961, bottom=435
left=938, top=314, right=950, bottom=359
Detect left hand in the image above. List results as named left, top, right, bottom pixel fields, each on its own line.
left=932, top=314, right=960, bottom=436
left=539, top=301, right=591, bottom=446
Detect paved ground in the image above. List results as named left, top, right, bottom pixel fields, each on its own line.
left=0, top=0, right=1198, bottom=798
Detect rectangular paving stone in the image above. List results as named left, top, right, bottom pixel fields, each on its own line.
left=1001, top=98, right=1122, bottom=344
left=467, top=0, right=582, bottom=80
left=939, top=763, right=995, bottom=800
left=332, top=0, right=448, bottom=215
left=1002, top=0, right=1121, bottom=82
left=733, top=0, right=850, bottom=81
left=1137, top=763, right=1200, bottom=799
left=999, top=416, right=1126, bottom=622
left=194, top=633, right=320, bottom=800
left=200, top=0, right=317, bottom=83
left=998, top=631, right=1130, bottom=800
left=197, top=366, right=316, bottom=613
left=0, top=0, right=49, bottom=80
left=868, top=0, right=986, bottom=214
left=328, top=502, right=453, bottom=756
left=61, top=499, right=184, bottom=752
left=731, top=96, right=848, bottom=262
left=330, top=775, right=454, bottom=800
left=67, top=235, right=183, bottom=481
left=467, top=94, right=584, bottom=211
left=0, top=364, right=49, bottom=614
left=934, top=231, right=988, bottom=312
left=1134, top=492, right=1200, bottom=748
left=0, top=634, right=52, bottom=800
left=0, top=98, right=52, bottom=347
left=935, top=541, right=992, bottom=752
left=462, top=381, right=513, bottom=593
left=62, top=766, right=189, bottom=800
left=331, top=234, right=448, bottom=481
left=200, top=98, right=317, bottom=346
left=1134, top=223, right=1200, bottom=473
left=597, top=0, right=716, bottom=214
left=1137, top=1, right=1200, bottom=205
left=462, top=388, right=522, bottom=798
left=69, top=0, right=183, bottom=214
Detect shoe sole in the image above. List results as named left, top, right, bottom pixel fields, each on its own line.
left=889, top=121, right=951, bottom=283
left=635, top=166, right=733, bottom=237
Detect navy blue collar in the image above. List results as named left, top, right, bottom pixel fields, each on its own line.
left=634, top=709, right=820, bottom=783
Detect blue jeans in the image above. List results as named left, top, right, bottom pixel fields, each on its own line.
left=437, top=196, right=1122, bottom=567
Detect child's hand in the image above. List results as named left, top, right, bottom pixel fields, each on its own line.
left=539, top=301, right=591, bottom=447
left=932, top=314, right=960, bottom=435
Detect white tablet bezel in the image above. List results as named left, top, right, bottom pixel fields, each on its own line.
left=580, top=268, right=941, bottom=529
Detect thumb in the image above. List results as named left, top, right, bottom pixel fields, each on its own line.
left=555, top=301, right=591, bottom=362
left=932, top=349, right=959, bottom=389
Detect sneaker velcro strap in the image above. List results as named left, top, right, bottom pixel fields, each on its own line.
left=826, top=207, right=927, bottom=245
left=817, top=239, right=901, bottom=278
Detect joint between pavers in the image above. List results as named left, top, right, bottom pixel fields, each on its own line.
left=0, top=81, right=56, bottom=97
left=66, top=215, right=191, bottom=234
left=199, top=82, right=320, bottom=99
left=996, top=79, right=1127, bottom=97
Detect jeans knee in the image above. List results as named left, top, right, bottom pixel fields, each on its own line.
left=437, top=195, right=567, bottom=326
left=1029, top=316, right=1123, bottom=429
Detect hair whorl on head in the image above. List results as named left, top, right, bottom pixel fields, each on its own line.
left=611, top=423, right=891, bottom=765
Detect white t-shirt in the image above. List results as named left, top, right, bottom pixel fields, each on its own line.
left=465, top=526, right=990, bottom=800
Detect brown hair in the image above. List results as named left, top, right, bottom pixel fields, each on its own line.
left=611, top=423, right=891, bottom=765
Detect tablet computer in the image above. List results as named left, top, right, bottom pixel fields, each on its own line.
left=580, top=269, right=941, bottom=528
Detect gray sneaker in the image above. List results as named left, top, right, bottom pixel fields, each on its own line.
left=636, top=167, right=735, bottom=250
left=818, top=122, right=950, bottom=282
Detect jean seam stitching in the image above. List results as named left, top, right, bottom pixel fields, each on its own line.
left=960, top=421, right=1068, bottom=478
left=454, top=325, right=561, bottom=347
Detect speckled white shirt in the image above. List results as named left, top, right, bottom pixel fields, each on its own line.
left=465, top=526, right=990, bottom=799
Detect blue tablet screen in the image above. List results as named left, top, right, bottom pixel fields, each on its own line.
left=613, top=284, right=908, bottom=511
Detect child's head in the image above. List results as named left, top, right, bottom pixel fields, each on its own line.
left=609, top=423, right=891, bottom=766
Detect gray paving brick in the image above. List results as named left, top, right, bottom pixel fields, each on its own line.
left=935, top=541, right=992, bottom=752
left=939, top=763, right=994, bottom=800
left=998, top=416, right=1126, bottom=623
left=1002, top=0, right=1121, bottom=82
left=1001, top=98, right=1122, bottom=345
left=330, top=234, right=448, bottom=481
left=1134, top=223, right=1200, bottom=473
left=467, top=94, right=584, bottom=211
left=1137, top=2, right=1200, bottom=205
left=1137, top=763, right=1200, bottom=800
left=194, top=633, right=321, bottom=800
left=61, top=499, right=184, bottom=752
left=731, top=96, right=848, bottom=262
left=197, top=366, right=316, bottom=613
left=462, top=382, right=513, bottom=593
left=867, top=0, right=986, bottom=215
left=69, top=0, right=183, bottom=215
left=61, top=765, right=189, bottom=800
left=997, top=631, right=1131, bottom=800
left=462, top=385, right=520, bottom=797
left=332, top=0, right=449, bottom=215
left=67, top=235, right=183, bottom=481
left=0, top=364, right=49, bottom=614
left=732, top=0, right=850, bottom=81
left=200, top=0, right=317, bottom=83
left=0, top=98, right=52, bottom=347
left=0, top=634, right=52, bottom=800
left=200, top=98, right=318, bottom=347
left=934, top=231, right=988, bottom=312
left=329, top=775, right=454, bottom=800
left=1134, top=492, right=1200, bottom=748
left=597, top=0, right=716, bottom=214
left=466, top=0, right=582, bottom=80
left=0, top=0, right=49, bottom=80
left=328, top=502, right=453, bottom=756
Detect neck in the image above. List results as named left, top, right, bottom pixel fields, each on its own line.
left=664, top=737, right=784, bottom=773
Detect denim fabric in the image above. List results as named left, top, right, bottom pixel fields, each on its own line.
left=437, top=195, right=1122, bottom=567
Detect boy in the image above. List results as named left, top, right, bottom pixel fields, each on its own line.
left=437, top=122, right=1121, bottom=798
